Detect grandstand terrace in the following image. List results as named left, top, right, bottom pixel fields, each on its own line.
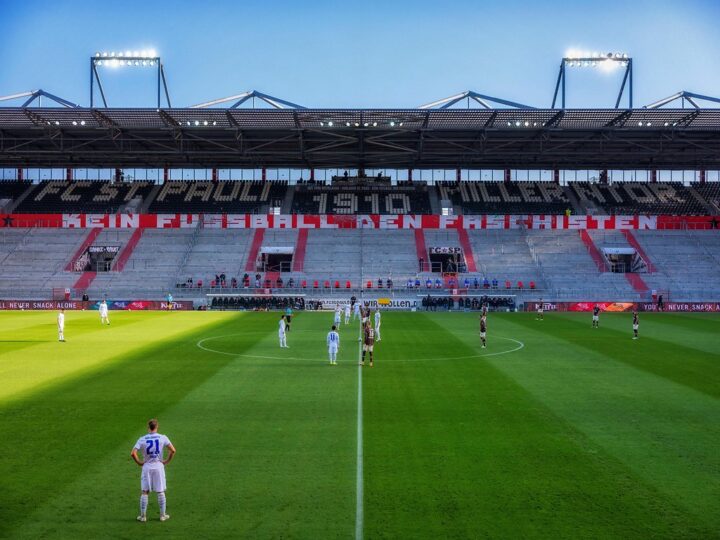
left=1, top=98, right=720, bottom=307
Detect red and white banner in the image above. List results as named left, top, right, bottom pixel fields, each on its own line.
left=0, top=299, right=194, bottom=311
left=1, top=213, right=720, bottom=230
left=525, top=301, right=720, bottom=312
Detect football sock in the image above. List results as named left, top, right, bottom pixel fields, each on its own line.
left=158, top=492, right=166, bottom=515
left=140, top=494, right=148, bottom=516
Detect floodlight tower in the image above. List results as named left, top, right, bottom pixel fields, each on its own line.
left=90, top=50, right=171, bottom=108
left=552, top=51, right=633, bottom=109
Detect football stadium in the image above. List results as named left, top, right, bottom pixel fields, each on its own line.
left=1, top=1, right=719, bottom=538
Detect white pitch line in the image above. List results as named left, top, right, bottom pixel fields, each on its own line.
left=355, top=322, right=364, bottom=540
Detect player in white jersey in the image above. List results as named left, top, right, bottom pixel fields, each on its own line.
left=334, top=306, right=342, bottom=327
left=57, top=309, right=65, bottom=342
left=353, top=302, right=361, bottom=321
left=374, top=310, right=382, bottom=341
left=99, top=300, right=110, bottom=325
left=327, top=325, right=340, bottom=364
left=344, top=303, right=351, bottom=325
left=131, top=419, right=176, bottom=522
left=278, top=315, right=288, bottom=348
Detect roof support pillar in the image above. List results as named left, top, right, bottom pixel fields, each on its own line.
left=163, top=167, right=169, bottom=184
left=553, top=169, right=560, bottom=184
left=456, top=168, right=461, bottom=182
left=504, top=169, right=511, bottom=184
left=18, top=168, right=24, bottom=182
left=114, top=168, right=122, bottom=184
left=262, top=168, right=266, bottom=182
left=212, top=168, right=218, bottom=183
left=651, top=170, right=657, bottom=183
left=66, top=168, right=73, bottom=181
left=600, top=170, right=608, bottom=184
left=699, top=169, right=706, bottom=184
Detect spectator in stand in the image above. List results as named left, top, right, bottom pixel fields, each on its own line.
left=407, top=278, right=413, bottom=289
left=435, top=278, right=442, bottom=289
left=415, top=278, right=421, bottom=288
left=231, top=277, right=238, bottom=288
left=255, top=276, right=261, bottom=287
left=387, top=278, right=393, bottom=289
left=473, top=277, right=479, bottom=289
left=483, top=277, right=490, bottom=289
left=464, top=278, right=470, bottom=288
left=277, top=277, right=283, bottom=288
left=449, top=278, right=457, bottom=288
left=287, top=277, right=295, bottom=288
left=378, top=278, right=383, bottom=289
left=426, top=278, right=432, bottom=289
left=492, top=278, right=498, bottom=289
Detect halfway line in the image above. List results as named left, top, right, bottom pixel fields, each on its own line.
left=355, top=322, right=364, bottom=540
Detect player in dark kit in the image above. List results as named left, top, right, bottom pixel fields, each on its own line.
left=657, top=294, right=664, bottom=312
left=350, top=295, right=357, bottom=310
left=480, top=315, right=487, bottom=349
left=481, top=303, right=488, bottom=317
left=592, top=304, right=600, bottom=328
left=632, top=310, right=639, bottom=340
left=360, top=321, right=375, bottom=367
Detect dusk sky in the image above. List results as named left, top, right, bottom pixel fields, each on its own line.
left=1, top=0, right=719, bottom=109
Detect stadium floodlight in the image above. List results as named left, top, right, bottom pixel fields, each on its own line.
left=90, top=49, right=170, bottom=108
left=552, top=51, right=633, bottom=108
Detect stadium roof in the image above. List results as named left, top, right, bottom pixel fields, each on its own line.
left=1, top=107, right=719, bottom=169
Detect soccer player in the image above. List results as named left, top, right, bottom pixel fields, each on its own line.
left=374, top=309, right=382, bottom=342
left=344, top=303, right=351, bottom=325
left=57, top=308, right=65, bottom=342
left=334, top=305, right=342, bottom=327
left=353, top=302, right=361, bottom=321
left=361, top=303, right=369, bottom=326
left=131, top=419, right=175, bottom=523
left=481, top=303, right=488, bottom=317
left=592, top=304, right=600, bottom=328
left=278, top=315, right=288, bottom=348
left=327, top=325, right=340, bottom=365
left=99, top=299, right=110, bottom=325
left=536, top=298, right=544, bottom=320
left=480, top=314, right=487, bottom=349
left=360, top=321, right=375, bottom=367
left=632, top=310, right=639, bottom=340
left=285, top=306, right=293, bottom=332
left=166, top=292, right=173, bottom=311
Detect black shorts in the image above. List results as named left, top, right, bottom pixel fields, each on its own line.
left=286, top=315, right=292, bottom=324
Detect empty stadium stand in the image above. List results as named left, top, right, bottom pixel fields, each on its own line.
left=291, top=181, right=432, bottom=214
left=14, top=181, right=155, bottom=214
left=0, top=181, right=33, bottom=204
left=691, top=182, right=720, bottom=213
left=147, top=180, right=287, bottom=213
left=570, top=182, right=707, bottom=215
left=437, top=181, right=571, bottom=214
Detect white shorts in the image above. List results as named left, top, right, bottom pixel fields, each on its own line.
left=141, top=465, right=166, bottom=492
left=537, top=309, right=543, bottom=314
left=328, top=346, right=338, bottom=354
left=362, top=317, right=368, bottom=324
left=633, top=324, right=639, bottom=331
left=592, top=315, right=599, bottom=321
left=480, top=332, right=486, bottom=339
left=279, top=331, right=286, bottom=338
left=363, top=344, right=374, bottom=352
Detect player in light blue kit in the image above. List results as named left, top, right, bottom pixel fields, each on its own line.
left=327, top=325, right=340, bottom=364
left=131, top=419, right=176, bottom=522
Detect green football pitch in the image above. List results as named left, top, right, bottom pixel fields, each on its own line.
left=0, top=309, right=718, bottom=539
